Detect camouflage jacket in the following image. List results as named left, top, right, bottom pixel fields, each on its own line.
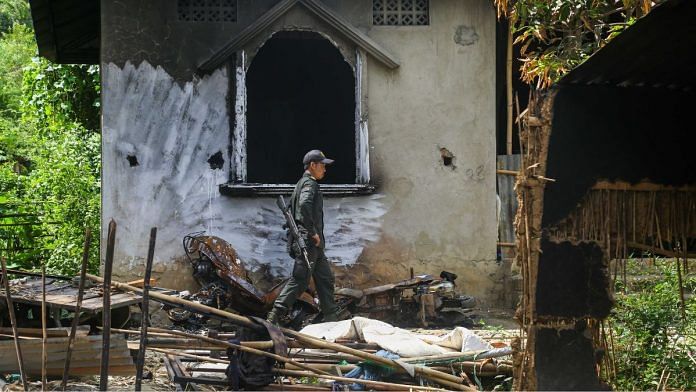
left=289, top=172, right=325, bottom=249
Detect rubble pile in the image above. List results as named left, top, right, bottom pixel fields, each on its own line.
left=0, top=231, right=514, bottom=390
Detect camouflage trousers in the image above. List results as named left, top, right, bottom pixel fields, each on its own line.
left=273, top=246, right=337, bottom=318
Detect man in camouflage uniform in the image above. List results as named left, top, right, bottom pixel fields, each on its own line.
left=266, top=150, right=339, bottom=325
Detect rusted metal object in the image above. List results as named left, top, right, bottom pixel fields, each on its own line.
left=176, top=233, right=476, bottom=329
left=171, top=233, right=317, bottom=329
left=336, top=272, right=477, bottom=328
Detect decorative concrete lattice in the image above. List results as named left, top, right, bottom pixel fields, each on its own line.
left=373, top=0, right=429, bottom=26
left=177, top=0, right=237, bottom=22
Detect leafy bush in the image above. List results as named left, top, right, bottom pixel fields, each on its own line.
left=0, top=23, right=35, bottom=116
left=0, top=0, right=31, bottom=35
left=610, top=262, right=696, bottom=390
left=0, top=20, right=100, bottom=275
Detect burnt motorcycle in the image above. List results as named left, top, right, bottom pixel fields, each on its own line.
left=165, top=232, right=319, bottom=330
left=335, top=271, right=477, bottom=327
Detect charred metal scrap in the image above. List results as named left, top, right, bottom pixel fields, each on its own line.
left=170, top=233, right=477, bottom=330
left=167, top=233, right=318, bottom=330
left=336, top=271, right=477, bottom=328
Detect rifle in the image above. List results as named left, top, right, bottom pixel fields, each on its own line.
left=276, top=195, right=312, bottom=269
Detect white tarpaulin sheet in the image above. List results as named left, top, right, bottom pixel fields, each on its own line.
left=299, top=317, right=492, bottom=358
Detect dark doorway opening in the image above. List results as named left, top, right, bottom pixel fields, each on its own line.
left=246, top=31, right=356, bottom=184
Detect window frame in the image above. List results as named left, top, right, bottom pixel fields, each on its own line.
left=221, top=48, right=374, bottom=197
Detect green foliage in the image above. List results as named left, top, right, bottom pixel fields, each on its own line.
left=609, top=262, right=696, bottom=390
left=0, top=23, right=35, bottom=116
left=496, top=0, right=665, bottom=87
left=0, top=21, right=100, bottom=275
left=22, top=59, right=101, bottom=131
left=0, top=0, right=31, bottom=34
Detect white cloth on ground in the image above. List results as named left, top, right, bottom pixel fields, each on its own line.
left=299, top=317, right=492, bottom=358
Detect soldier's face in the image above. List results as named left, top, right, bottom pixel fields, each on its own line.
left=309, top=162, right=326, bottom=180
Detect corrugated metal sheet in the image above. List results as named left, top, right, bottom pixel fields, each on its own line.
left=29, top=0, right=99, bottom=64
left=497, top=154, right=520, bottom=244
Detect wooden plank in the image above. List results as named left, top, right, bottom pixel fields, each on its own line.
left=262, top=384, right=331, bottom=391
left=16, top=365, right=135, bottom=377
left=79, top=292, right=140, bottom=311
left=0, top=326, right=89, bottom=338
left=163, top=356, right=184, bottom=392
left=592, top=180, right=696, bottom=192
left=0, top=341, right=129, bottom=356
left=165, top=354, right=191, bottom=391
left=497, top=154, right=521, bottom=244
left=0, top=290, right=107, bottom=313
left=0, top=346, right=131, bottom=362
left=0, top=355, right=134, bottom=369
left=0, top=334, right=125, bottom=346
left=626, top=241, right=696, bottom=258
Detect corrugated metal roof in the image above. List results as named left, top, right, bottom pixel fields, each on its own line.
left=29, top=0, right=99, bottom=64
left=558, top=0, right=696, bottom=91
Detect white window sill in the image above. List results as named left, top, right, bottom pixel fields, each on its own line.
left=219, top=183, right=376, bottom=197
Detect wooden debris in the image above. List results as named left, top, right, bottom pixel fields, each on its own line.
left=0, top=334, right=135, bottom=376
left=2, top=257, right=28, bottom=391
left=100, top=219, right=117, bottom=391
left=135, top=227, right=157, bottom=391
left=87, top=274, right=478, bottom=391
left=61, top=228, right=92, bottom=390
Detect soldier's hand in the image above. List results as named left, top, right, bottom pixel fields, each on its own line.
left=312, top=234, right=321, bottom=247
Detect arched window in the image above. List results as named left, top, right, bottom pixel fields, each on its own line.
left=247, top=31, right=355, bottom=184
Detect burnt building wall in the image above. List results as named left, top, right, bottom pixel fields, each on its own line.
left=543, top=85, right=696, bottom=226
left=536, top=239, right=612, bottom=319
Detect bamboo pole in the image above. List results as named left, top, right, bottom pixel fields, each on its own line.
left=506, top=23, right=513, bottom=155
left=86, top=275, right=469, bottom=391
left=282, top=333, right=469, bottom=390
left=626, top=241, right=696, bottom=259
left=677, top=251, right=687, bottom=321
left=100, top=220, right=116, bottom=391
left=275, top=368, right=448, bottom=391
left=148, top=327, right=332, bottom=377
left=496, top=169, right=519, bottom=176
left=109, top=327, right=274, bottom=350
left=1, top=257, right=28, bottom=391
left=61, top=228, right=92, bottom=390
left=41, top=265, right=47, bottom=390
left=149, top=347, right=229, bottom=364
left=168, top=350, right=450, bottom=391
left=135, top=227, right=157, bottom=391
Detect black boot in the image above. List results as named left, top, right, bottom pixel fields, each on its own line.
left=265, top=305, right=287, bottom=326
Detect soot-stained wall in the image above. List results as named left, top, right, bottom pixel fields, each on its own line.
left=536, top=239, right=612, bottom=319
left=535, top=323, right=601, bottom=391
left=101, top=0, right=501, bottom=302
left=543, top=85, right=696, bottom=227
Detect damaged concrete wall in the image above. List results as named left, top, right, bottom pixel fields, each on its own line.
left=357, top=0, right=498, bottom=300
left=101, top=0, right=500, bottom=303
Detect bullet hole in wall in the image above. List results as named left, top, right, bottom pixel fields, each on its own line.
left=208, top=151, right=224, bottom=170
left=126, top=155, right=139, bottom=167
left=440, top=147, right=456, bottom=169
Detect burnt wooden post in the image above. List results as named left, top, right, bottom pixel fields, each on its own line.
left=100, top=220, right=117, bottom=391
left=61, top=228, right=91, bottom=390
left=1, top=257, right=28, bottom=391
left=135, top=227, right=157, bottom=391
left=41, top=265, right=48, bottom=390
